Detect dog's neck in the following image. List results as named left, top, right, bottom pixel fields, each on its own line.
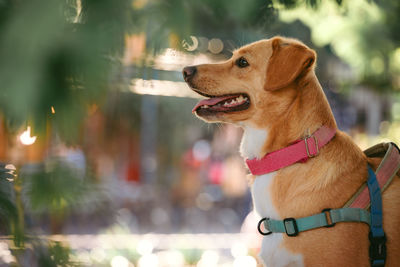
left=240, top=126, right=268, bottom=159
left=241, top=72, right=368, bottom=219
left=241, top=72, right=337, bottom=160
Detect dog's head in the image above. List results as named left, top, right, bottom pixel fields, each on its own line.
left=183, top=36, right=316, bottom=126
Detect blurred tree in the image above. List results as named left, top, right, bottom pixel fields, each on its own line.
left=1, top=0, right=396, bottom=265
left=278, top=0, right=400, bottom=91
left=0, top=2, right=133, bottom=264
left=0, top=0, right=346, bottom=137
left=0, top=0, right=132, bottom=138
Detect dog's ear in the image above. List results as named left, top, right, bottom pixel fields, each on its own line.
left=264, top=38, right=316, bottom=91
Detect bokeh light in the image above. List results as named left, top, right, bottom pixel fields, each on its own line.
left=138, top=254, right=158, bottom=267
left=233, top=255, right=257, bottom=267
left=111, top=255, right=130, bottom=267
left=19, top=126, right=37, bottom=145
left=196, top=250, right=219, bottom=267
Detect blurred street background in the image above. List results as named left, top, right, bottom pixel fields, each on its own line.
left=0, top=0, right=399, bottom=266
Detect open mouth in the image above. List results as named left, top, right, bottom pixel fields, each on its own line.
left=192, top=93, right=250, bottom=116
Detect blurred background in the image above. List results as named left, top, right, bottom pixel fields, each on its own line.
left=0, top=0, right=399, bottom=266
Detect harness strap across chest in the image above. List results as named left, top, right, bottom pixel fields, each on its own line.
left=258, top=165, right=389, bottom=266
left=259, top=207, right=371, bottom=236
left=253, top=137, right=400, bottom=267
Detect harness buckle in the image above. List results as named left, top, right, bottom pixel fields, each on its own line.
left=369, top=232, right=386, bottom=266
left=322, top=208, right=336, bottom=228
left=283, top=218, right=299, bottom=237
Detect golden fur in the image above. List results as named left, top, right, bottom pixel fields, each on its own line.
left=185, top=36, right=400, bottom=266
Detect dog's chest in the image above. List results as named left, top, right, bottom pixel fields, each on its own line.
left=251, top=174, right=304, bottom=267
left=240, top=126, right=282, bottom=219
left=251, top=173, right=280, bottom=219
left=241, top=126, right=304, bottom=266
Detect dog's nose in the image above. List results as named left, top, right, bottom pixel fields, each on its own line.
left=183, top=66, right=197, bottom=82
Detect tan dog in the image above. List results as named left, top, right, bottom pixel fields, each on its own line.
left=183, top=36, right=400, bottom=266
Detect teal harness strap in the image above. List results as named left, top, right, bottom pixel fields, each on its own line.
left=259, top=208, right=371, bottom=236
left=257, top=165, right=388, bottom=267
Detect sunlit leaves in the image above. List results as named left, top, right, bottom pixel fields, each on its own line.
left=278, top=0, right=400, bottom=91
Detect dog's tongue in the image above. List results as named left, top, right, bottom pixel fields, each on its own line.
left=192, top=96, right=235, bottom=112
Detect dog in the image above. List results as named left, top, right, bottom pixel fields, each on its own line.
left=182, top=36, right=400, bottom=266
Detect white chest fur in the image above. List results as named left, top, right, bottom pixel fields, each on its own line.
left=252, top=173, right=304, bottom=267
left=240, top=126, right=304, bottom=267
left=251, top=173, right=280, bottom=219
left=240, top=126, right=268, bottom=160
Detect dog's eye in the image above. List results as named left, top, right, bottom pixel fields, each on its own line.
left=236, top=57, right=249, bottom=68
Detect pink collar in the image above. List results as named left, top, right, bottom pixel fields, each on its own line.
left=246, top=126, right=336, bottom=175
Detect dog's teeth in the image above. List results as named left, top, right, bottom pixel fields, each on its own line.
left=237, top=96, right=244, bottom=102
left=223, top=102, right=229, bottom=106
left=203, top=105, right=209, bottom=108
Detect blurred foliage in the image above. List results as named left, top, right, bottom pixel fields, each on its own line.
left=181, top=248, right=202, bottom=265
left=18, top=241, right=80, bottom=267
left=355, top=121, right=400, bottom=150
left=36, top=241, right=78, bottom=267
left=0, top=0, right=399, bottom=266
left=0, top=164, right=21, bottom=246
left=21, top=160, right=95, bottom=214
left=1, top=0, right=396, bottom=140
left=0, top=0, right=131, bottom=139
left=278, top=0, right=400, bottom=91
left=0, top=159, right=108, bottom=265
